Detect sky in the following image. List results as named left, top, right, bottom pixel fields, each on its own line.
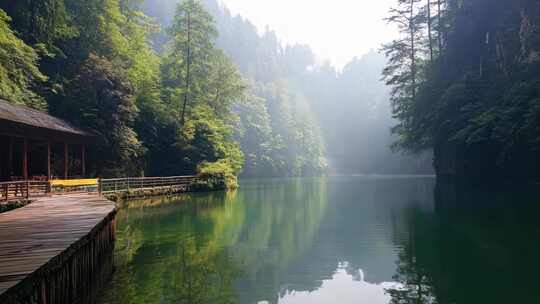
left=219, top=0, right=398, bottom=69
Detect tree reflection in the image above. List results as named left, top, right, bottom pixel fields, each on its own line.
left=386, top=180, right=540, bottom=304
left=214, top=178, right=330, bottom=303
left=384, top=203, right=437, bottom=304
left=164, top=238, right=240, bottom=304
left=102, top=192, right=243, bottom=304
left=103, top=177, right=540, bottom=304
left=98, top=178, right=329, bottom=304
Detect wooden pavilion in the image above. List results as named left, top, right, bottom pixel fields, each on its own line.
left=0, top=99, right=95, bottom=182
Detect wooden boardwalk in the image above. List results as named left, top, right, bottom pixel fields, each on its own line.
left=0, top=193, right=116, bottom=302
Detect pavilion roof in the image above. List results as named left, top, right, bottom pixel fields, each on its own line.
left=0, top=99, right=93, bottom=137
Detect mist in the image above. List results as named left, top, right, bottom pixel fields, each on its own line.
left=140, top=0, right=433, bottom=176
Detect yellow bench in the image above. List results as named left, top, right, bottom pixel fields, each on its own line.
left=50, top=179, right=99, bottom=187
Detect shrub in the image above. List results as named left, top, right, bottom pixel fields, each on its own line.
left=0, top=200, right=31, bottom=214
left=194, top=160, right=239, bottom=191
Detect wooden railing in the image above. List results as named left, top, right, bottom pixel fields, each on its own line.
left=98, top=176, right=197, bottom=195
left=0, top=181, right=51, bottom=201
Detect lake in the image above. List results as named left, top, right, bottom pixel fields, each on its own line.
left=96, top=176, right=540, bottom=304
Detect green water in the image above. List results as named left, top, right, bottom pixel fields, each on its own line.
left=97, top=176, right=540, bottom=304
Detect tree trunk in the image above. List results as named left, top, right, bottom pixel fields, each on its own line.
left=410, top=0, right=417, bottom=99
left=181, top=9, right=192, bottom=125
left=427, top=0, right=434, bottom=62
left=29, top=0, right=38, bottom=43
left=437, top=0, right=443, bottom=56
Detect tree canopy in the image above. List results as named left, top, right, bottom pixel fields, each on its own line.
left=0, top=9, right=47, bottom=109
left=0, top=0, right=247, bottom=184
left=384, top=0, right=540, bottom=180
left=0, top=0, right=436, bottom=181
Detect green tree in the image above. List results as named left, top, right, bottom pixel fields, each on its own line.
left=382, top=0, right=540, bottom=179
left=147, top=0, right=330, bottom=177
left=165, top=0, right=217, bottom=124
left=62, top=54, right=144, bottom=176
left=207, top=50, right=246, bottom=116
left=235, top=91, right=285, bottom=177
left=0, top=9, right=47, bottom=109
left=382, top=0, right=426, bottom=152
left=1, top=0, right=76, bottom=47
left=160, top=0, right=245, bottom=186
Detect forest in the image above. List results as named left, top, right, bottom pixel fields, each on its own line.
left=0, top=0, right=434, bottom=187
left=1, top=0, right=246, bottom=188
left=383, top=0, right=540, bottom=181
left=16, top=0, right=540, bottom=186
left=2, top=0, right=540, bottom=184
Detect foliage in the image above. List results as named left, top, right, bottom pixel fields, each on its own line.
left=0, top=0, right=247, bottom=182
left=1, top=0, right=77, bottom=47
left=234, top=91, right=286, bottom=177
left=197, top=2, right=328, bottom=176
left=0, top=199, right=31, bottom=214
left=0, top=9, right=47, bottom=109
left=62, top=54, right=144, bottom=176
left=177, top=105, right=244, bottom=177
left=163, top=0, right=217, bottom=123
left=0, top=0, right=437, bottom=181
left=200, top=0, right=430, bottom=176
left=382, top=0, right=426, bottom=153
left=194, top=159, right=239, bottom=191
left=158, top=0, right=245, bottom=186
left=384, top=0, right=540, bottom=179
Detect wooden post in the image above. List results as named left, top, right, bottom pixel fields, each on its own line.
left=98, top=178, right=101, bottom=197
left=64, top=143, right=69, bottom=180
left=82, top=144, right=86, bottom=177
left=8, top=138, right=13, bottom=177
left=47, top=142, right=51, bottom=180
left=2, top=183, right=7, bottom=201
left=23, top=138, right=28, bottom=180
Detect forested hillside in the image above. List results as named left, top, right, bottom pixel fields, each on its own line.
left=0, top=0, right=247, bottom=188
left=0, top=0, right=434, bottom=184
left=144, top=0, right=328, bottom=177
left=144, top=0, right=433, bottom=176
left=384, top=0, right=540, bottom=180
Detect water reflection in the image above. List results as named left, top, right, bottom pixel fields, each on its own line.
left=385, top=180, right=540, bottom=304
left=107, top=192, right=244, bottom=303
left=96, top=176, right=540, bottom=304
left=99, top=178, right=331, bottom=303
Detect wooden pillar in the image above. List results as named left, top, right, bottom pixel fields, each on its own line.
left=82, top=144, right=86, bottom=177
left=47, top=142, right=51, bottom=180
left=64, top=143, right=69, bottom=180
left=23, top=138, right=28, bottom=180
left=8, top=138, right=13, bottom=177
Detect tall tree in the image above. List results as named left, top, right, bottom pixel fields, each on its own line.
left=384, top=0, right=540, bottom=180
left=140, top=0, right=330, bottom=177
left=426, top=0, right=434, bottom=62
left=159, top=0, right=246, bottom=186
left=436, top=0, right=443, bottom=56
left=166, top=0, right=217, bottom=124
left=382, top=0, right=424, bottom=151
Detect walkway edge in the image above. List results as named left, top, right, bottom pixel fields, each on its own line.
left=0, top=194, right=117, bottom=304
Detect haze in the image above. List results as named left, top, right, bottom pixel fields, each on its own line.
left=220, top=0, right=398, bottom=69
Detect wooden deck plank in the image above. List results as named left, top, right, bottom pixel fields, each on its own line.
left=0, top=193, right=116, bottom=296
